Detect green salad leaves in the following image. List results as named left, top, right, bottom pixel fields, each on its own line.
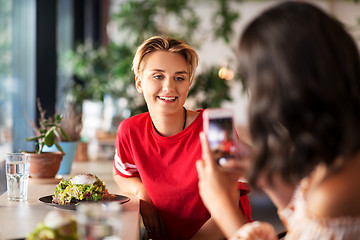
left=52, top=175, right=108, bottom=205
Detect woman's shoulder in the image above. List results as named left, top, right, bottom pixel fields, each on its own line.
left=307, top=156, right=360, bottom=218
left=187, top=109, right=203, bottom=123
left=117, top=112, right=150, bottom=133
left=120, top=112, right=149, bottom=125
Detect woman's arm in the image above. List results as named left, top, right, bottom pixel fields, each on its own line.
left=113, top=171, right=166, bottom=236
left=196, top=132, right=249, bottom=238
left=113, top=169, right=145, bottom=197
left=191, top=217, right=224, bottom=240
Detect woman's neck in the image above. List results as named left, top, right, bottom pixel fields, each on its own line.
left=150, top=107, right=187, bottom=137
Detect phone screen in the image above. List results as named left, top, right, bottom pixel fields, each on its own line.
left=207, top=116, right=235, bottom=164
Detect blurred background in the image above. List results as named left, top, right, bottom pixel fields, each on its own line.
left=0, top=0, right=360, bottom=232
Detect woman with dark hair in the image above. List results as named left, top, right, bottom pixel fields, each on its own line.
left=196, top=1, right=360, bottom=239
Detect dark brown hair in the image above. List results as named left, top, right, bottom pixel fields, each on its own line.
left=239, top=1, right=360, bottom=186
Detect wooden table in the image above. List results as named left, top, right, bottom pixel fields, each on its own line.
left=0, top=160, right=140, bottom=240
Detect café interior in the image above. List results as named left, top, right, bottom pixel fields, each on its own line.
left=0, top=0, right=360, bottom=239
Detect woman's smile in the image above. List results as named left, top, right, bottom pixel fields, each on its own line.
left=157, top=96, right=178, bottom=102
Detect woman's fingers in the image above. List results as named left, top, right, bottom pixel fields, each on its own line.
left=199, top=131, right=250, bottom=180
left=220, top=158, right=251, bottom=178
left=199, top=132, right=216, bottom=167
left=196, top=159, right=205, bottom=179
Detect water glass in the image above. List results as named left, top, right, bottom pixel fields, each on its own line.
left=77, top=202, right=123, bottom=240
left=6, top=153, right=30, bottom=201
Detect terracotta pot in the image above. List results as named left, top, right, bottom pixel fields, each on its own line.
left=74, top=142, right=88, bottom=162
left=27, top=152, right=64, bottom=178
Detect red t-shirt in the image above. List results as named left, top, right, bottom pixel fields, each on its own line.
left=114, top=110, right=252, bottom=239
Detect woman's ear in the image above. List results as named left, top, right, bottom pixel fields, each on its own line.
left=135, top=76, right=143, bottom=93
left=189, top=77, right=194, bottom=87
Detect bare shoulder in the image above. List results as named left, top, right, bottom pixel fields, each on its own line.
left=186, top=110, right=201, bottom=126
left=307, top=156, right=360, bottom=218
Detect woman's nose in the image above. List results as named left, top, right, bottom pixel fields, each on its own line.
left=162, top=78, right=175, bottom=92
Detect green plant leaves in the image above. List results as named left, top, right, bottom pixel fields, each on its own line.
left=55, top=114, right=62, bottom=123
left=59, top=127, right=70, bottom=142
left=44, top=127, right=56, bottom=147
left=213, top=0, right=242, bottom=43
left=26, top=113, right=71, bottom=153
left=25, top=136, right=42, bottom=142
left=62, top=0, right=247, bottom=116
left=189, top=66, right=232, bottom=108
left=54, top=142, right=64, bottom=153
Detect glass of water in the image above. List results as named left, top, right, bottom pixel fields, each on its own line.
left=77, top=202, right=123, bottom=240
left=5, top=153, right=30, bottom=201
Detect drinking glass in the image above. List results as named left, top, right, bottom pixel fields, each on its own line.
left=5, top=153, right=30, bottom=201
left=77, top=202, right=123, bottom=240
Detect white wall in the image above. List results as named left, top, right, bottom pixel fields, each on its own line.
left=194, top=0, right=360, bottom=126
left=109, top=0, right=360, bottom=126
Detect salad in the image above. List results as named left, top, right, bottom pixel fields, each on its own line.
left=27, top=210, right=77, bottom=240
left=52, top=173, right=113, bottom=205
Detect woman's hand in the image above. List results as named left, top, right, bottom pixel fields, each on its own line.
left=229, top=221, right=277, bottom=240
left=139, top=194, right=167, bottom=237
left=196, top=132, right=250, bottom=238
left=196, top=132, right=250, bottom=210
left=113, top=173, right=167, bottom=237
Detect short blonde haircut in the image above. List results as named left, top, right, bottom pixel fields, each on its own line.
left=132, top=36, right=199, bottom=82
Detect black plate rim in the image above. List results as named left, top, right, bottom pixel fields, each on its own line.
left=38, top=194, right=130, bottom=210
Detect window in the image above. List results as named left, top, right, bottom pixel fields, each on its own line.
left=0, top=0, right=37, bottom=159
left=0, top=0, right=13, bottom=158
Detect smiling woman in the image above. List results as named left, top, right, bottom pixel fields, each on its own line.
left=112, top=36, right=253, bottom=240
left=136, top=50, right=191, bottom=134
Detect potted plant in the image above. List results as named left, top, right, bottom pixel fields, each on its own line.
left=25, top=101, right=70, bottom=178
left=43, top=103, right=83, bottom=174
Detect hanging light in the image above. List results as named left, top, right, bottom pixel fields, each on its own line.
left=218, top=66, right=234, bottom=80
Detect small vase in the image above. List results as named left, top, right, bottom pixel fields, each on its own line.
left=27, top=152, right=64, bottom=178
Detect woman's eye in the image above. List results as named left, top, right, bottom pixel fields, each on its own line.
left=175, top=76, right=185, bottom=81
left=154, top=75, right=163, bottom=80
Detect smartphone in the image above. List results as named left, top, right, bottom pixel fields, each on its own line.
left=203, top=108, right=236, bottom=165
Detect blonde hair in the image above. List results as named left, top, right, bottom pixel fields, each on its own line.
left=132, top=36, right=199, bottom=82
